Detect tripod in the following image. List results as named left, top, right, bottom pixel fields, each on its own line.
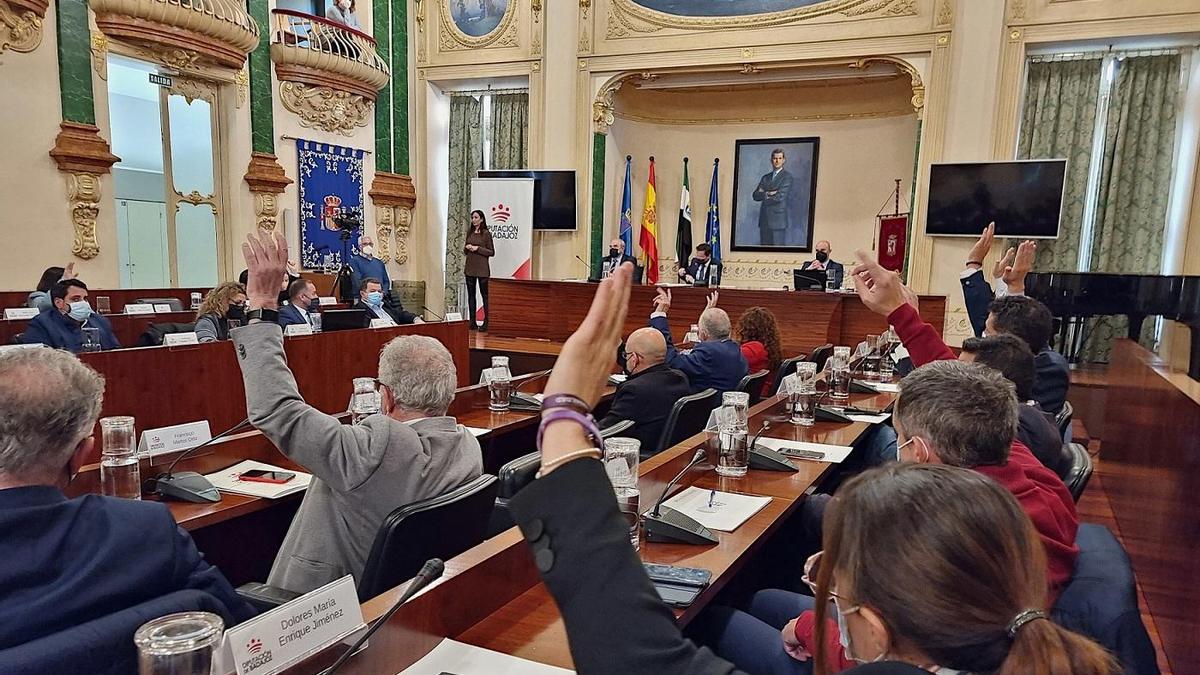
left=329, top=227, right=357, bottom=302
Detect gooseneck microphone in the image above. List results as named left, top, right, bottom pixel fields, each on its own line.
left=644, top=448, right=719, bottom=545
left=421, top=305, right=446, bottom=321
left=147, top=417, right=254, bottom=503
left=575, top=255, right=598, bottom=279
left=325, top=558, right=446, bottom=675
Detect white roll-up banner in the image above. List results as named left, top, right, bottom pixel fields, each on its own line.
left=471, top=178, right=534, bottom=281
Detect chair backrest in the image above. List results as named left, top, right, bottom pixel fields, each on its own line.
left=0, top=589, right=230, bottom=675
left=601, top=419, right=635, bottom=439
left=358, top=474, right=499, bottom=601
left=1055, top=400, right=1075, bottom=440
left=137, top=322, right=197, bottom=347
left=768, top=355, right=808, bottom=397
left=1052, top=524, right=1161, bottom=675
left=736, top=370, right=770, bottom=405
left=653, top=388, right=719, bottom=456
left=809, top=343, right=834, bottom=372
left=1062, top=442, right=1093, bottom=502
left=135, top=297, right=184, bottom=312
left=496, top=452, right=540, bottom=500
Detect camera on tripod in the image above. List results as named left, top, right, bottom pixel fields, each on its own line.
left=332, top=213, right=363, bottom=240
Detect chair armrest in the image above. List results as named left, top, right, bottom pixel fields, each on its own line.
left=236, top=582, right=303, bottom=612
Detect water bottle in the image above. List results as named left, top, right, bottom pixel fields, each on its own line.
left=351, top=377, right=380, bottom=424
left=716, top=391, right=749, bottom=478
left=489, top=356, right=512, bottom=412
left=99, top=416, right=141, bottom=499
left=825, top=268, right=837, bottom=292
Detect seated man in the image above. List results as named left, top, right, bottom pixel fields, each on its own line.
left=649, top=288, right=747, bottom=394
left=278, top=278, right=318, bottom=328
left=988, top=295, right=1070, bottom=417
left=21, top=279, right=120, bottom=353
left=0, top=348, right=254, bottom=651
left=798, top=240, right=843, bottom=289
left=600, top=327, right=691, bottom=453
left=236, top=229, right=483, bottom=593
left=347, top=234, right=390, bottom=298
left=353, top=277, right=422, bottom=325
left=677, top=243, right=721, bottom=286
left=600, top=238, right=639, bottom=279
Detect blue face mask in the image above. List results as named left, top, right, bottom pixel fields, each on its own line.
left=67, top=300, right=93, bottom=322
left=366, top=291, right=383, bottom=307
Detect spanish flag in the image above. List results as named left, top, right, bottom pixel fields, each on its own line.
left=639, top=157, right=660, bottom=283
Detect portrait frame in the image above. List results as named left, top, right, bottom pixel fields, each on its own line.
left=730, top=137, right=820, bottom=253
left=444, top=0, right=514, bottom=43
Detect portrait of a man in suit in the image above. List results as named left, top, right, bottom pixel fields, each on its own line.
left=731, top=137, right=819, bottom=252
left=752, top=148, right=793, bottom=246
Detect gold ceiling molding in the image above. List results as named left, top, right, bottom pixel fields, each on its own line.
left=90, top=0, right=260, bottom=71
left=48, top=123, right=121, bottom=261
left=613, top=107, right=914, bottom=126
left=608, top=0, right=918, bottom=35
left=437, top=0, right=519, bottom=50
left=850, top=56, right=924, bottom=117
left=1009, top=0, right=1027, bottom=21
left=243, top=152, right=292, bottom=231
left=593, top=71, right=657, bottom=134
left=278, top=82, right=373, bottom=136
left=0, top=0, right=48, bottom=55
left=414, top=0, right=427, bottom=62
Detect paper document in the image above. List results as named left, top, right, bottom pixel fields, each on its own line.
left=845, top=412, right=891, bottom=424
left=204, top=460, right=311, bottom=499
left=753, top=438, right=855, bottom=464
left=464, top=426, right=490, bottom=437
left=607, top=374, right=628, bottom=385
left=659, top=487, right=772, bottom=532
left=399, top=638, right=574, bottom=674
left=872, top=382, right=900, bottom=393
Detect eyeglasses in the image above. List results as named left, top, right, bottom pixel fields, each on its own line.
left=801, top=551, right=849, bottom=603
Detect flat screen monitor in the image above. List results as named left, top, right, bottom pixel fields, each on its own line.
left=793, top=269, right=826, bottom=291
left=925, top=160, right=1067, bottom=238
left=321, top=308, right=368, bottom=332
left=478, top=170, right=577, bottom=230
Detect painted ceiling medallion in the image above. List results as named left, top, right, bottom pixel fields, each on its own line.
left=439, top=0, right=518, bottom=49
left=613, top=0, right=917, bottom=31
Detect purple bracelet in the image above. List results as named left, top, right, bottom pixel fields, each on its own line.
left=538, top=408, right=604, bottom=454
left=540, top=393, right=590, bottom=414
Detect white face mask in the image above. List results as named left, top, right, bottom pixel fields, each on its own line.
left=834, top=598, right=886, bottom=664
left=67, top=300, right=93, bottom=322
left=361, top=244, right=374, bottom=256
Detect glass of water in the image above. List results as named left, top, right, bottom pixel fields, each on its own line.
left=189, top=292, right=202, bottom=311
left=603, top=437, right=641, bottom=550
left=350, top=377, right=380, bottom=424
left=828, top=346, right=851, bottom=401
left=310, top=312, right=322, bottom=333
left=134, top=612, right=224, bottom=675
left=862, top=334, right=881, bottom=382
left=489, top=356, right=512, bottom=412
left=99, top=416, right=141, bottom=499
left=81, top=327, right=102, bottom=353
left=787, top=362, right=818, bottom=426
left=716, top=392, right=750, bottom=477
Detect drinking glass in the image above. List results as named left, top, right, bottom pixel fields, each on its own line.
left=100, top=416, right=141, bottom=499
left=788, top=362, right=818, bottom=426
left=96, top=296, right=111, bottom=314
left=685, top=324, right=700, bottom=343
left=716, top=392, right=750, bottom=478
left=81, top=327, right=102, bottom=353
left=825, top=268, right=837, bottom=292
left=310, top=313, right=322, bottom=333
left=604, top=437, right=641, bottom=550
left=189, top=292, right=202, bottom=311
left=350, top=377, right=380, bottom=424
left=828, top=346, right=851, bottom=401
left=134, top=612, right=224, bottom=675
left=488, top=356, right=512, bottom=412
left=862, top=334, right=881, bottom=382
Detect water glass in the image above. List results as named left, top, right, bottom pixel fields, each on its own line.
left=604, top=437, right=641, bottom=550
left=825, top=268, right=837, bottom=292
left=350, top=377, right=380, bottom=424
left=134, top=612, right=224, bottom=675
left=310, top=313, right=322, bottom=333
left=488, top=356, right=512, bottom=412
left=716, top=392, right=750, bottom=477
left=96, top=296, right=111, bottom=314
left=828, top=346, right=851, bottom=401
left=189, top=292, right=202, bottom=311
left=100, top=416, right=141, bottom=499
left=788, top=362, right=818, bottom=426
left=862, top=334, right=881, bottom=382
left=685, top=324, right=701, bottom=343
left=81, top=327, right=102, bottom=353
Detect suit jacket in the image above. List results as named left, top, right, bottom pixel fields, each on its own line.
left=508, top=459, right=931, bottom=675
left=682, top=258, right=722, bottom=286
left=601, top=253, right=638, bottom=278
left=800, top=259, right=844, bottom=289
left=598, top=363, right=691, bottom=451
left=960, top=269, right=993, bottom=338
left=353, top=298, right=418, bottom=325
left=651, top=315, right=747, bottom=394
left=751, top=168, right=793, bottom=232
left=464, top=228, right=495, bottom=278
left=21, top=310, right=120, bottom=352
left=0, top=486, right=255, bottom=650
left=277, top=303, right=312, bottom=328
left=1019, top=402, right=1066, bottom=475
left=231, top=322, right=483, bottom=593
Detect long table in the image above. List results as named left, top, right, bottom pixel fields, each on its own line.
left=0, top=310, right=199, bottom=346
left=487, top=279, right=946, bottom=357
left=0, top=287, right=208, bottom=315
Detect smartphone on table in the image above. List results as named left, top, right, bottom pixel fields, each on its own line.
left=239, top=469, right=296, bottom=484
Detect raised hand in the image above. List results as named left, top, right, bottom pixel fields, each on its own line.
left=653, top=287, right=672, bottom=315
left=705, top=291, right=719, bottom=311
left=967, top=222, right=995, bottom=268
left=991, top=246, right=1015, bottom=281
left=1003, top=240, right=1037, bottom=293
left=62, top=262, right=77, bottom=281
left=850, top=250, right=907, bottom=317
left=242, top=229, right=289, bottom=310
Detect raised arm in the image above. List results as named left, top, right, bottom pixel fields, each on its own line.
left=850, top=250, right=955, bottom=366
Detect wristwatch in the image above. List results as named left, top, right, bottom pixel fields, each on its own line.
left=245, top=308, right=279, bottom=324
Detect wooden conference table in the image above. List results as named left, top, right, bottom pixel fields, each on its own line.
left=282, top=386, right=898, bottom=673
left=487, top=279, right=947, bottom=358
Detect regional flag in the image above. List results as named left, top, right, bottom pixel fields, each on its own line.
left=676, top=158, right=692, bottom=270
left=619, top=156, right=634, bottom=258
left=639, top=157, right=660, bottom=283
left=705, top=158, right=721, bottom=264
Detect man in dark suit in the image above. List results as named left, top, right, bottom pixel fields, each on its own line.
left=0, top=348, right=254, bottom=651
left=677, top=243, right=721, bottom=286
left=353, top=277, right=422, bottom=325
left=751, top=147, right=794, bottom=246
left=600, top=327, right=690, bottom=453
left=22, top=279, right=120, bottom=353
left=800, top=240, right=844, bottom=289
left=601, top=238, right=639, bottom=279
left=278, top=278, right=318, bottom=328
left=649, top=288, right=747, bottom=394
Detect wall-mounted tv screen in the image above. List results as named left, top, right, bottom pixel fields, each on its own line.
left=478, top=170, right=577, bottom=230
left=925, top=160, right=1066, bottom=238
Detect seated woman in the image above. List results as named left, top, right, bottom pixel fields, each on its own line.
left=26, top=263, right=75, bottom=313
left=508, top=262, right=1114, bottom=675
left=194, top=282, right=246, bottom=343
left=737, top=306, right=783, bottom=395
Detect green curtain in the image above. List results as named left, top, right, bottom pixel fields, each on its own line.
left=489, top=93, right=529, bottom=170
left=446, top=95, right=484, bottom=312
left=1081, top=54, right=1182, bottom=362
left=1016, top=58, right=1103, bottom=272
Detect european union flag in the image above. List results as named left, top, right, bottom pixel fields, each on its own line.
left=705, top=158, right=721, bottom=264
left=620, top=156, right=634, bottom=256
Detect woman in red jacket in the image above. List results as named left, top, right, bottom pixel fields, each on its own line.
left=737, top=306, right=783, bottom=395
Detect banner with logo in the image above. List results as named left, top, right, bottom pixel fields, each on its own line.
left=296, top=139, right=365, bottom=270
left=877, top=214, right=908, bottom=272
left=470, top=178, right=534, bottom=280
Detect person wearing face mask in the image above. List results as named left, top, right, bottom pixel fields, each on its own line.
left=800, top=240, right=843, bottom=289
left=354, top=277, right=422, bottom=325
left=347, top=234, right=390, bottom=298
left=677, top=243, right=722, bottom=286
left=21, top=280, right=120, bottom=353
left=602, top=238, right=639, bottom=279
left=599, top=327, right=690, bottom=454
left=325, top=0, right=360, bottom=28
left=193, top=282, right=247, bottom=343
left=277, top=279, right=320, bottom=329
left=233, top=229, right=482, bottom=593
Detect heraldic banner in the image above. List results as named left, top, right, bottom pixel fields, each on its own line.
left=296, top=139, right=365, bottom=270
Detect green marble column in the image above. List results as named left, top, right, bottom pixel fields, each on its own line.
left=248, top=0, right=274, bottom=154
left=373, top=0, right=394, bottom=172
left=391, top=0, right=409, bottom=175
left=590, top=133, right=606, bottom=269
left=55, top=0, right=95, bottom=124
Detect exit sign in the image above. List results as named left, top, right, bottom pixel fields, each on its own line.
left=148, top=73, right=172, bottom=87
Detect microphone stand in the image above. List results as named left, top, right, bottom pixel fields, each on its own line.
left=147, top=418, right=253, bottom=503
left=644, top=448, right=719, bottom=545
left=421, top=305, right=446, bottom=321
left=575, top=254, right=599, bottom=280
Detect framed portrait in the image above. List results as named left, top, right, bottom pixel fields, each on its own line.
left=730, top=137, right=819, bottom=252
left=449, top=0, right=509, bottom=38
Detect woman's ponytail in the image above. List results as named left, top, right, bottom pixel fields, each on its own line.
left=1000, top=615, right=1118, bottom=675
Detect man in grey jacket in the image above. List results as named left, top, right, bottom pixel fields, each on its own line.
left=235, top=229, right=483, bottom=594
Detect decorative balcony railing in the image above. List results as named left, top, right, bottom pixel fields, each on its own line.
left=270, top=9, right=390, bottom=100
left=89, top=0, right=259, bottom=70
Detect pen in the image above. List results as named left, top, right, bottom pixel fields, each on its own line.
left=708, top=489, right=715, bottom=508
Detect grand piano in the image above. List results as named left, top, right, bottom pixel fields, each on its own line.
left=1025, top=272, right=1200, bottom=379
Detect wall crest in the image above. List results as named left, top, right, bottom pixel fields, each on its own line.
left=278, top=82, right=373, bottom=136
left=0, top=0, right=47, bottom=54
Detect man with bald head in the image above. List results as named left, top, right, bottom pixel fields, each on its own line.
left=602, top=237, right=638, bottom=279
left=601, top=327, right=691, bottom=453
left=649, top=288, right=748, bottom=395
left=800, top=240, right=844, bottom=289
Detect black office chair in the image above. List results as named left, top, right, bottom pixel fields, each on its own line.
left=809, top=343, right=834, bottom=372
left=137, top=322, right=196, bottom=347
left=135, top=297, right=185, bottom=312
left=487, top=453, right=540, bottom=537
left=601, top=419, right=635, bottom=438
left=736, top=370, right=770, bottom=405
left=652, top=388, right=718, bottom=457
left=768, top=355, right=809, bottom=397
left=1062, top=442, right=1093, bottom=503
left=1055, top=400, right=1075, bottom=441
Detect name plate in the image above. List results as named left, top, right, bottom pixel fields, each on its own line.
left=369, top=318, right=395, bottom=329
left=163, top=332, right=199, bottom=347
left=284, top=324, right=313, bottom=337
left=153, top=304, right=175, bottom=314
left=137, top=420, right=212, bottom=459
left=124, top=303, right=154, bottom=315
left=317, top=296, right=337, bottom=306
left=445, top=311, right=463, bottom=322
left=3, top=307, right=39, bottom=320
left=223, top=576, right=365, bottom=675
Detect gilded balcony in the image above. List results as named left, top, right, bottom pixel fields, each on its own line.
left=270, top=9, right=390, bottom=101
left=89, top=0, right=259, bottom=71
